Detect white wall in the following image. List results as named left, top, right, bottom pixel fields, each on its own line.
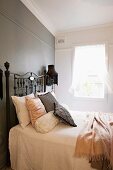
left=55, top=24, right=113, bottom=112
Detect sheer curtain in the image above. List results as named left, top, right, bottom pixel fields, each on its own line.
left=70, top=44, right=106, bottom=98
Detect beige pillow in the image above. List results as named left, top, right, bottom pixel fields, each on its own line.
left=11, top=93, right=34, bottom=128
left=34, top=111, right=59, bottom=133
left=26, top=97, right=47, bottom=127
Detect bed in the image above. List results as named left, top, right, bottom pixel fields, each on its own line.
left=4, top=62, right=112, bottom=170
left=9, top=111, right=102, bottom=170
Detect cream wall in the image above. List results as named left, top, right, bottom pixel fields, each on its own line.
left=55, top=24, right=113, bottom=112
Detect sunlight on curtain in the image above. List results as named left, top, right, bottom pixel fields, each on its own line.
left=70, top=44, right=107, bottom=98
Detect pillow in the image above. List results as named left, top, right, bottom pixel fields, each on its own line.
left=53, top=103, right=77, bottom=127
left=38, top=92, right=58, bottom=112
left=61, top=103, right=69, bottom=111
left=36, top=91, right=56, bottom=99
left=11, top=93, right=35, bottom=128
left=26, top=97, right=47, bottom=127
left=34, top=111, right=59, bottom=133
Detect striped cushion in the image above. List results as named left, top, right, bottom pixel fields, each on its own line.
left=38, top=92, right=58, bottom=112
left=54, top=103, right=77, bottom=127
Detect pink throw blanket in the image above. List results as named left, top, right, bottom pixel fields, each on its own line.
left=75, top=112, right=113, bottom=167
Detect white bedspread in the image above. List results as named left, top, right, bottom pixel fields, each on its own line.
left=9, top=111, right=97, bottom=170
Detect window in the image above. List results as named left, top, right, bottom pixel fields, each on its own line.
left=70, top=44, right=107, bottom=98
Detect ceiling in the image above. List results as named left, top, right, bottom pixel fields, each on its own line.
left=20, top=0, right=113, bottom=35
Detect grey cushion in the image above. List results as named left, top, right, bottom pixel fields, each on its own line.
left=53, top=103, right=77, bottom=127
left=38, top=92, right=58, bottom=112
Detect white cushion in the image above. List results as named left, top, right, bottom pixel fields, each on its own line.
left=11, top=93, right=34, bottom=128
left=34, top=111, right=59, bottom=133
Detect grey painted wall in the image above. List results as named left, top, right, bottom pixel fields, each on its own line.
left=0, top=0, right=55, bottom=168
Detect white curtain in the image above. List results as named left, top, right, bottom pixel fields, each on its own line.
left=69, top=44, right=106, bottom=97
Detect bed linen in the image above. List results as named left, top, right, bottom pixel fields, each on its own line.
left=9, top=111, right=103, bottom=170
left=75, top=112, right=113, bottom=168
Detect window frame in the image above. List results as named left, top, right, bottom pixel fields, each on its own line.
left=70, top=42, right=108, bottom=102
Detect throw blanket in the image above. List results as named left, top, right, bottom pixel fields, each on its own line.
left=75, top=112, right=113, bottom=167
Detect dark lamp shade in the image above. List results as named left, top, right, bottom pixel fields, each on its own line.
left=46, top=65, right=58, bottom=85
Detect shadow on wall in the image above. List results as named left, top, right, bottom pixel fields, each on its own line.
left=0, top=69, right=6, bottom=169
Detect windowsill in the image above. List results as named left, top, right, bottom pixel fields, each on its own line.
left=73, top=96, right=107, bottom=102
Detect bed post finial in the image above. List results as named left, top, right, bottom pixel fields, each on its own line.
left=4, top=61, right=10, bottom=71
left=4, top=61, right=10, bottom=165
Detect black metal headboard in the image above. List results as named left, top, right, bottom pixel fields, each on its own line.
left=4, top=61, right=46, bottom=165
left=14, top=72, right=46, bottom=96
